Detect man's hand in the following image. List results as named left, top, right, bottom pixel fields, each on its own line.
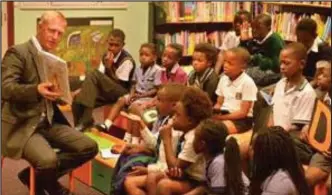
left=128, top=166, right=148, bottom=176
left=104, top=51, right=114, bottom=69
left=166, top=167, right=183, bottom=179
left=37, top=82, right=62, bottom=101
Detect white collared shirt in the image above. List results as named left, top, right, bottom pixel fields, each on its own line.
left=257, top=30, right=273, bottom=45
left=31, top=36, right=43, bottom=51
left=98, top=50, right=134, bottom=81
left=219, top=31, right=240, bottom=51
left=272, top=78, right=317, bottom=131
left=215, top=72, right=258, bottom=117
left=307, top=36, right=323, bottom=54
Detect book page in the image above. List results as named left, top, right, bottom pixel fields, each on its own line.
left=37, top=50, right=72, bottom=105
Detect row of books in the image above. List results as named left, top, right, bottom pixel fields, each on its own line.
left=272, top=1, right=331, bottom=6
left=272, top=12, right=331, bottom=43
left=161, top=2, right=252, bottom=23
left=156, top=31, right=230, bottom=56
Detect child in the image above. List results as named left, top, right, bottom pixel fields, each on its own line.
left=272, top=42, right=317, bottom=132
left=249, top=126, right=310, bottom=195
left=72, top=29, right=136, bottom=131
left=213, top=47, right=258, bottom=134
left=188, top=119, right=249, bottom=195
left=215, top=10, right=252, bottom=75
left=155, top=86, right=213, bottom=195
left=188, top=43, right=219, bottom=103
left=111, top=84, right=185, bottom=195
left=95, top=43, right=162, bottom=144
left=240, top=13, right=284, bottom=87
left=296, top=18, right=332, bottom=79
left=314, top=61, right=331, bottom=102
left=160, top=43, right=188, bottom=85
left=132, top=43, right=188, bottom=119
left=297, top=88, right=331, bottom=188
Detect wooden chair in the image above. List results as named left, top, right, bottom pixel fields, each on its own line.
left=1, top=156, right=75, bottom=195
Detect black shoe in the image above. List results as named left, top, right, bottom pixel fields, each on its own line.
left=94, top=123, right=109, bottom=133
left=18, top=167, right=47, bottom=195
left=44, top=181, right=74, bottom=195
left=74, top=119, right=94, bottom=132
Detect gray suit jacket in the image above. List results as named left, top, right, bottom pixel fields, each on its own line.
left=1, top=39, right=69, bottom=159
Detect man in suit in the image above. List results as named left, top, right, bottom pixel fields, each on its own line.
left=1, top=11, right=98, bottom=195
left=71, top=29, right=136, bottom=132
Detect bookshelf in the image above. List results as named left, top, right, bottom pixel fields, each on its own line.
left=152, top=2, right=255, bottom=65
left=262, top=2, right=331, bottom=9
left=263, top=1, right=331, bottom=44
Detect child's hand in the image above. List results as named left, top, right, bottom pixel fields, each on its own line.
left=128, top=166, right=148, bottom=176
left=166, top=167, right=183, bottom=179
left=129, top=114, right=146, bottom=130
left=240, top=21, right=251, bottom=41
left=322, top=150, right=331, bottom=158
left=159, top=119, right=173, bottom=140
left=104, top=51, right=114, bottom=69
left=213, top=103, right=221, bottom=110
left=300, top=125, right=309, bottom=142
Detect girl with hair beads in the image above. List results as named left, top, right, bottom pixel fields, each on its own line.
left=249, top=126, right=310, bottom=195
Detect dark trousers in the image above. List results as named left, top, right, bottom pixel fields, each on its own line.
left=22, top=121, right=98, bottom=185
left=72, top=70, right=128, bottom=125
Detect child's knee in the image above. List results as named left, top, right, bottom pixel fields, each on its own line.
left=124, top=177, right=136, bottom=192
left=157, top=179, right=172, bottom=195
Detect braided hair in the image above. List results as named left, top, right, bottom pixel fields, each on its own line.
left=250, top=126, right=310, bottom=195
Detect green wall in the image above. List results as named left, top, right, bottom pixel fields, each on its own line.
left=14, top=2, right=151, bottom=62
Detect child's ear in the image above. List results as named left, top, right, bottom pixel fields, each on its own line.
left=300, top=59, right=306, bottom=70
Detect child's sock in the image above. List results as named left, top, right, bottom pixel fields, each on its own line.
left=123, top=132, right=132, bottom=143
left=104, top=119, right=113, bottom=129
left=131, top=137, right=140, bottom=145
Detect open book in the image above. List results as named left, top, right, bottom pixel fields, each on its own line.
left=37, top=50, right=72, bottom=105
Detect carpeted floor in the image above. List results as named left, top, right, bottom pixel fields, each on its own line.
left=2, top=107, right=107, bottom=195
left=2, top=158, right=104, bottom=195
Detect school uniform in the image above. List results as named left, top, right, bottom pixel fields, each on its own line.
left=272, top=78, right=317, bottom=131
left=139, top=115, right=183, bottom=173
left=241, top=31, right=284, bottom=87
left=215, top=72, right=258, bottom=132
left=206, top=153, right=249, bottom=195
left=219, top=31, right=240, bottom=51
left=188, top=67, right=219, bottom=103
left=261, top=169, right=297, bottom=195
left=179, top=130, right=206, bottom=183
left=123, top=64, right=162, bottom=104
left=72, top=50, right=135, bottom=126
left=160, top=63, right=188, bottom=85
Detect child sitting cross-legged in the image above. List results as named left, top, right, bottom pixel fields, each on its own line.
left=213, top=47, right=258, bottom=134
left=95, top=43, right=162, bottom=144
